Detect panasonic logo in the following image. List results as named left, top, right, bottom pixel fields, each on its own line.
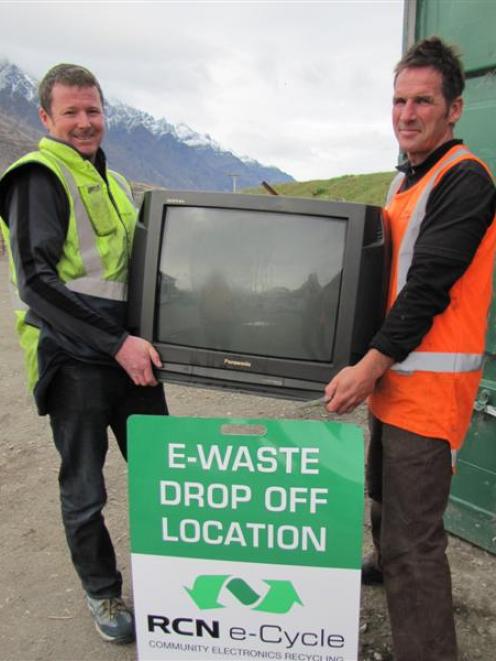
left=224, top=358, right=252, bottom=369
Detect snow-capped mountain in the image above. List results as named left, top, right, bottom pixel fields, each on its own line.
left=0, top=59, right=293, bottom=191
left=106, top=99, right=221, bottom=150
left=0, top=59, right=37, bottom=101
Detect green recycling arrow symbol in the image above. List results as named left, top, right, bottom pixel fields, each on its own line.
left=185, top=575, right=303, bottom=613
left=185, top=574, right=230, bottom=609
left=254, top=579, right=303, bottom=613
left=225, top=578, right=260, bottom=606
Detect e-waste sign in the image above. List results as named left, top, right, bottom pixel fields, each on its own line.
left=128, top=416, right=364, bottom=661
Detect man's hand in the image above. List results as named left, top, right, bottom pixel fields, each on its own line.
left=324, top=349, right=394, bottom=414
left=114, top=335, right=162, bottom=386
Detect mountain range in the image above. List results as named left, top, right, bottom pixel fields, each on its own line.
left=0, top=60, right=293, bottom=191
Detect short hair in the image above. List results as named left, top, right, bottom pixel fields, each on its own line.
left=39, top=63, right=104, bottom=113
left=395, top=36, right=465, bottom=105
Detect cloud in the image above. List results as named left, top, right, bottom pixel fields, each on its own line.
left=0, top=0, right=404, bottom=180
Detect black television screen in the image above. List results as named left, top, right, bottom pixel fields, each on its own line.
left=128, top=190, right=388, bottom=400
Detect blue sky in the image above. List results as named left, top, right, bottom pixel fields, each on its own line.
left=0, top=1, right=404, bottom=180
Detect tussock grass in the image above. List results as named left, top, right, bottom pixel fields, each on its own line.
left=245, top=171, right=395, bottom=208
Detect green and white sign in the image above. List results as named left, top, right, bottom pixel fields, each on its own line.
left=128, top=416, right=364, bottom=661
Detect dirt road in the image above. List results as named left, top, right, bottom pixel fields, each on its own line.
left=1, top=254, right=495, bottom=661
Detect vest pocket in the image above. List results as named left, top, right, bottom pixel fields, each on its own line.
left=78, top=184, right=116, bottom=236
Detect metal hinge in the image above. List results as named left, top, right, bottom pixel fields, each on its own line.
left=473, top=389, right=496, bottom=418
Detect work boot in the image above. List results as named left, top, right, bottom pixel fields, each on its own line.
left=86, top=595, right=135, bottom=644
left=361, top=553, right=384, bottom=585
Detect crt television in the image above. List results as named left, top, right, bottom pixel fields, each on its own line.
left=128, top=190, right=388, bottom=400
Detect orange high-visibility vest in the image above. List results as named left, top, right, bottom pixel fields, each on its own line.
left=369, top=145, right=496, bottom=450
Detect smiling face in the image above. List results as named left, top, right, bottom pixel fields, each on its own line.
left=392, top=66, right=463, bottom=166
left=38, top=83, right=105, bottom=160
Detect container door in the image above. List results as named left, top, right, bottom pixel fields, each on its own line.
left=405, top=0, right=496, bottom=552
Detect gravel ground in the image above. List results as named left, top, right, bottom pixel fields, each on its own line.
left=1, top=254, right=495, bottom=661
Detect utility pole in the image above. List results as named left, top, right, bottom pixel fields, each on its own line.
left=227, top=173, right=239, bottom=192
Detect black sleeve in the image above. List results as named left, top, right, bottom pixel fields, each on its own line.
left=4, top=164, right=128, bottom=356
left=370, top=160, right=496, bottom=362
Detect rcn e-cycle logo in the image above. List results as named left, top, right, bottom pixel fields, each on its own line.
left=185, top=574, right=303, bottom=614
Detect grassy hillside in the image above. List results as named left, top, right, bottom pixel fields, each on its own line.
left=244, top=171, right=395, bottom=208
left=132, top=170, right=396, bottom=208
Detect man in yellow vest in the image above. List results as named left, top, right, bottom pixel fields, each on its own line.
left=0, top=64, right=168, bottom=644
left=325, top=38, right=496, bottom=660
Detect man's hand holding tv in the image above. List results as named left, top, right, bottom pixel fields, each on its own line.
left=115, top=335, right=162, bottom=386
left=324, top=349, right=394, bottom=414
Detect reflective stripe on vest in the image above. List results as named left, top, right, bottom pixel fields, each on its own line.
left=391, top=351, right=483, bottom=374
left=46, top=156, right=128, bottom=301
left=394, top=146, right=470, bottom=294
left=388, top=147, right=483, bottom=375
left=1, top=216, right=28, bottom=311
left=109, top=170, right=135, bottom=207
left=8, top=280, right=28, bottom=311
left=451, top=449, right=458, bottom=470
left=385, top=172, right=404, bottom=205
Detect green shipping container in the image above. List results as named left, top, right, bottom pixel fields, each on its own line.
left=404, top=0, right=496, bottom=553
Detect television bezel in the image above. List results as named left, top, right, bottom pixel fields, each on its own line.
left=129, top=189, right=386, bottom=400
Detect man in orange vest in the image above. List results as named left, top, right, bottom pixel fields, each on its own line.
left=325, top=37, right=496, bottom=660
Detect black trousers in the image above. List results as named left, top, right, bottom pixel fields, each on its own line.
left=367, top=414, right=457, bottom=661
left=46, top=360, right=168, bottom=598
